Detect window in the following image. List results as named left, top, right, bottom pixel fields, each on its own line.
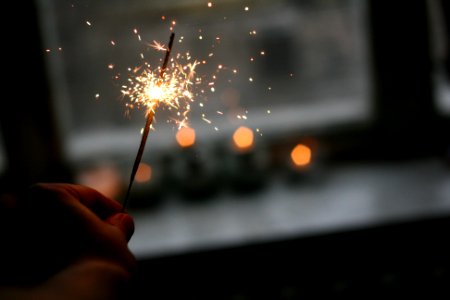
left=23, top=0, right=450, bottom=260
left=38, top=0, right=370, bottom=167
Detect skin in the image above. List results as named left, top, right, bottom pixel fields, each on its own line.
left=0, top=183, right=136, bottom=300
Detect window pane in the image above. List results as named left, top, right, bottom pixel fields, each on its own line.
left=37, top=0, right=370, bottom=163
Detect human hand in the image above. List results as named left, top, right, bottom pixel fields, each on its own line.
left=0, top=183, right=136, bottom=299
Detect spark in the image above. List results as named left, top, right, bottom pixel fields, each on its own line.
left=170, top=20, right=177, bottom=30
left=121, top=54, right=200, bottom=125
left=111, top=40, right=116, bottom=46
left=176, top=118, right=189, bottom=129
left=150, top=40, right=166, bottom=51
left=207, top=2, right=213, bottom=8
left=244, top=6, right=249, bottom=11
left=86, top=21, right=92, bottom=26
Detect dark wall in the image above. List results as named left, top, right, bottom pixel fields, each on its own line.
left=0, top=1, right=69, bottom=189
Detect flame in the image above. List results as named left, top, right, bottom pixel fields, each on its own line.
left=291, top=144, right=311, bottom=167
left=176, top=127, right=196, bottom=148
left=233, top=126, right=254, bottom=151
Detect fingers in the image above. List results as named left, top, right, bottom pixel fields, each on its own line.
left=105, top=213, right=135, bottom=242
left=28, top=182, right=136, bottom=243
left=62, top=184, right=123, bottom=219
left=10, top=183, right=136, bottom=284
left=29, top=183, right=123, bottom=219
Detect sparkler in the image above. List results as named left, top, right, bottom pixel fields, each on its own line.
left=122, top=32, right=175, bottom=212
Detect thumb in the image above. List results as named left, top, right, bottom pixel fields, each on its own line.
left=105, top=213, right=135, bottom=242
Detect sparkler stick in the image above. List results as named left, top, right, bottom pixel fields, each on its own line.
left=122, top=32, right=175, bottom=212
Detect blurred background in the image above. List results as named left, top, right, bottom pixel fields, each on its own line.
left=1, top=0, right=450, bottom=298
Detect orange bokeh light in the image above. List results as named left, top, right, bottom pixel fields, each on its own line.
left=176, top=127, right=196, bottom=148
left=291, top=144, right=312, bottom=167
left=135, top=163, right=152, bottom=183
left=77, top=164, right=122, bottom=199
left=233, top=126, right=254, bottom=151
